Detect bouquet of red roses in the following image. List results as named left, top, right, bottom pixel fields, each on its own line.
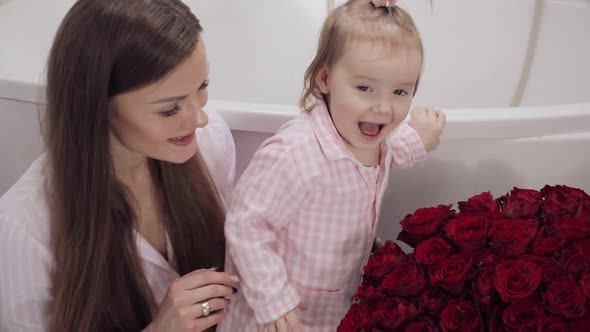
left=338, top=185, right=590, bottom=331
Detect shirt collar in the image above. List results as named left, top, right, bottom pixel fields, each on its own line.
left=135, top=230, right=176, bottom=272
left=310, top=100, right=357, bottom=162
left=310, top=100, right=390, bottom=167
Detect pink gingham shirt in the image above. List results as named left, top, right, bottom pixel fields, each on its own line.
left=218, top=101, right=426, bottom=331
left=0, top=107, right=235, bottom=332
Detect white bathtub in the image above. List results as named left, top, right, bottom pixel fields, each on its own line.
left=2, top=98, right=589, bottom=242
left=1, top=0, right=589, bottom=241
left=210, top=100, right=590, bottom=240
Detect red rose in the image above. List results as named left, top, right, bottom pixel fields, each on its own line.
left=457, top=191, right=498, bottom=215
left=502, top=187, right=542, bottom=219
left=488, top=305, right=506, bottom=332
left=575, top=239, right=590, bottom=262
left=541, top=261, right=571, bottom=285
left=403, top=316, right=438, bottom=332
left=468, top=249, right=500, bottom=269
left=372, top=240, right=406, bottom=258
left=575, top=199, right=590, bottom=222
left=381, top=258, right=426, bottom=297
left=445, top=216, right=490, bottom=252
left=580, top=272, right=590, bottom=299
left=531, top=226, right=566, bottom=256
left=569, top=315, right=590, bottom=332
left=559, top=246, right=588, bottom=280
left=415, top=237, right=451, bottom=265
left=439, top=299, right=481, bottom=332
left=473, top=266, right=495, bottom=312
left=544, top=281, right=588, bottom=320
left=363, top=241, right=406, bottom=279
left=520, top=254, right=553, bottom=266
left=494, top=259, right=542, bottom=302
left=553, top=215, right=590, bottom=241
left=373, top=298, right=419, bottom=330
left=420, top=287, right=447, bottom=316
left=541, top=184, right=589, bottom=200
left=541, top=185, right=587, bottom=223
left=502, top=296, right=545, bottom=331
left=490, top=219, right=537, bottom=257
left=398, top=205, right=454, bottom=248
left=337, top=303, right=373, bottom=331
left=539, top=316, right=569, bottom=332
left=401, top=205, right=454, bottom=236
left=429, top=255, right=470, bottom=295
left=355, top=279, right=381, bottom=301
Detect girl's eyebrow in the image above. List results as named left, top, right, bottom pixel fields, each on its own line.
left=352, top=75, right=416, bottom=87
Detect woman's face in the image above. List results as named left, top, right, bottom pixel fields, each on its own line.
left=109, top=39, right=210, bottom=166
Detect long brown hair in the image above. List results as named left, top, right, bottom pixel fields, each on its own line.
left=44, top=0, right=225, bottom=330
left=300, top=0, right=424, bottom=111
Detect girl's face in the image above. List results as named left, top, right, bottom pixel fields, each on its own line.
left=316, top=40, right=422, bottom=163
left=109, top=40, right=210, bottom=166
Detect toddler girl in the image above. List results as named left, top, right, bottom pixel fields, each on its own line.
left=219, top=0, right=445, bottom=330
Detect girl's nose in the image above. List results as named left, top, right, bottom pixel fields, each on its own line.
left=371, top=103, right=392, bottom=115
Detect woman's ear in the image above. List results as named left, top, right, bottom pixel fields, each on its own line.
left=315, top=65, right=330, bottom=94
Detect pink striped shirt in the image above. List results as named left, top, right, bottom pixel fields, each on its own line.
left=218, top=101, right=427, bottom=331
left=0, top=107, right=235, bottom=332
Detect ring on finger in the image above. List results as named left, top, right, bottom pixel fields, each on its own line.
left=201, top=301, right=211, bottom=317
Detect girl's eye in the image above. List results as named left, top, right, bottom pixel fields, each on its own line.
left=394, top=89, right=408, bottom=96
left=161, top=105, right=181, bottom=117
left=199, top=79, right=210, bottom=90
left=356, top=85, right=370, bottom=92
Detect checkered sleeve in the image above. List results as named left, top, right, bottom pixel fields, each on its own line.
left=225, top=143, right=306, bottom=324
left=388, top=123, right=427, bottom=168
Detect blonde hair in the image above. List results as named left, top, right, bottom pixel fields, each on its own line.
left=300, top=0, right=424, bottom=111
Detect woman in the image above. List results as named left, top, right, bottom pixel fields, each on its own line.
left=0, top=0, right=237, bottom=331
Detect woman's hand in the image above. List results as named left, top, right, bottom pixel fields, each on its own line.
left=147, top=269, right=238, bottom=332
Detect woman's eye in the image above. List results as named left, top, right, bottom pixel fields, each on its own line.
left=199, top=79, right=210, bottom=90
left=394, top=89, right=408, bottom=96
left=161, top=105, right=181, bottom=117
left=356, top=85, right=370, bottom=92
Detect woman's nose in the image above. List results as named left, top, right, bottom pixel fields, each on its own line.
left=194, top=107, right=208, bottom=128
left=184, top=96, right=208, bottom=128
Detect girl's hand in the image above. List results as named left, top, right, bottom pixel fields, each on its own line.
left=409, top=106, right=446, bottom=152
left=257, top=303, right=305, bottom=332
left=147, top=269, right=238, bottom=332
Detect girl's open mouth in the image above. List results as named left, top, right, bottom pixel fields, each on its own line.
left=359, top=122, right=385, bottom=139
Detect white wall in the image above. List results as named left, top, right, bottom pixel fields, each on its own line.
left=188, top=0, right=590, bottom=108
left=188, top=0, right=326, bottom=105
left=2, top=0, right=590, bottom=193
left=520, top=0, right=590, bottom=106
left=0, top=98, right=44, bottom=193
left=2, top=0, right=588, bottom=107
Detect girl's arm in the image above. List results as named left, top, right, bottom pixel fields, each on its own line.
left=387, top=123, right=428, bottom=169
left=388, top=107, right=445, bottom=169
left=225, top=143, right=306, bottom=325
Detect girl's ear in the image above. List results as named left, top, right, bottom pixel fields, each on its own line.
left=315, top=65, right=330, bottom=94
